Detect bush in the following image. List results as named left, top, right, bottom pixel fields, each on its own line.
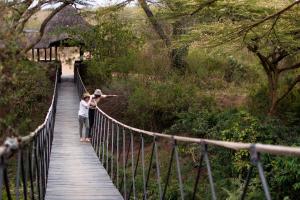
left=84, top=59, right=112, bottom=86
left=224, top=55, right=258, bottom=85
left=169, top=108, right=300, bottom=199
left=0, top=60, right=54, bottom=139
left=125, top=75, right=208, bottom=131
left=187, top=47, right=259, bottom=88
left=249, top=85, right=300, bottom=123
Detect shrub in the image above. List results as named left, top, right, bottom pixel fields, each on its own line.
left=249, top=85, right=300, bottom=122
left=169, top=108, right=300, bottom=199
left=84, top=59, right=112, bottom=86
left=80, top=13, right=141, bottom=87
left=187, top=47, right=259, bottom=88
left=0, top=60, right=54, bottom=139
left=125, top=75, right=207, bottom=131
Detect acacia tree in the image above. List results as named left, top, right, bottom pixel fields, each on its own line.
left=179, top=0, right=300, bottom=115
left=136, top=0, right=218, bottom=70
left=238, top=1, right=300, bottom=115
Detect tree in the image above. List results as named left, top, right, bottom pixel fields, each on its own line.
left=137, top=0, right=218, bottom=70
left=185, top=0, right=299, bottom=115
left=238, top=1, right=300, bottom=115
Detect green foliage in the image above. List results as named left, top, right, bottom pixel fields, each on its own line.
left=77, top=12, right=141, bottom=86
left=169, top=107, right=300, bottom=199
left=125, top=74, right=204, bottom=131
left=169, top=109, right=217, bottom=137
left=250, top=85, right=300, bottom=121
left=79, top=2, right=300, bottom=199
left=83, top=59, right=112, bottom=86
left=0, top=60, right=54, bottom=138
left=84, top=13, right=140, bottom=60
left=224, top=56, right=256, bottom=85
left=248, top=85, right=270, bottom=114
left=265, top=156, right=300, bottom=199
left=277, top=87, right=300, bottom=124
left=187, top=47, right=260, bottom=89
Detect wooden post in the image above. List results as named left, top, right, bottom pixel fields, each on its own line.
left=55, top=46, right=58, bottom=60
left=44, top=48, right=47, bottom=61
left=32, top=49, right=34, bottom=61
left=37, top=49, right=40, bottom=61
left=50, top=47, right=52, bottom=61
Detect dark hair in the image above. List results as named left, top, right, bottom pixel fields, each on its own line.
left=94, top=95, right=101, bottom=98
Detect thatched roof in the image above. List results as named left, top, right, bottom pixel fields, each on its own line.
left=33, top=5, right=90, bottom=49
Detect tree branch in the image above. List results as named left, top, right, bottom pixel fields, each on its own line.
left=22, top=2, right=70, bottom=54
left=279, top=62, right=300, bottom=73
left=14, top=0, right=48, bottom=33
left=138, top=0, right=171, bottom=47
left=271, top=47, right=289, bottom=65
left=275, top=75, right=300, bottom=105
left=98, top=0, right=134, bottom=15
left=247, top=44, right=273, bottom=75
left=166, top=0, right=218, bottom=18
left=190, top=0, right=218, bottom=16
left=238, top=0, right=300, bottom=35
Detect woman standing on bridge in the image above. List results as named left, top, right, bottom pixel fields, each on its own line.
left=88, top=89, right=117, bottom=141
left=78, top=93, right=92, bottom=142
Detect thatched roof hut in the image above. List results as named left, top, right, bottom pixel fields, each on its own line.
left=33, top=5, right=90, bottom=49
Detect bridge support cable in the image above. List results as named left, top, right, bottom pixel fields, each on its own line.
left=0, top=69, right=59, bottom=200
left=74, top=65, right=300, bottom=200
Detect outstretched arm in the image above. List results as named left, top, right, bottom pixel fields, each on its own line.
left=101, top=94, right=117, bottom=98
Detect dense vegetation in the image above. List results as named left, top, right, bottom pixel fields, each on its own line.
left=0, top=60, right=57, bottom=141
left=1, top=0, right=300, bottom=199
left=0, top=0, right=69, bottom=140
left=78, top=1, right=300, bottom=199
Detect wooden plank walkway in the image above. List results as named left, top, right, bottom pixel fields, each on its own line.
left=45, top=77, right=123, bottom=200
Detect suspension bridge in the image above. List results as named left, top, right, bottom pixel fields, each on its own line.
left=1, top=67, right=300, bottom=200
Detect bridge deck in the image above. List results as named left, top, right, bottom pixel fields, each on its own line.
left=45, top=77, right=123, bottom=200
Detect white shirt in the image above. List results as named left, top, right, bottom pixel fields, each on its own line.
left=78, top=100, right=89, bottom=117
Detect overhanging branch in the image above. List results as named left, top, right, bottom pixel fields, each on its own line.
left=14, top=0, right=49, bottom=33
left=22, top=2, right=70, bottom=53
left=190, top=0, right=218, bottom=16
left=275, top=75, right=300, bottom=105
left=238, top=0, right=300, bottom=35
left=138, top=0, right=171, bottom=47
left=279, top=62, right=300, bottom=73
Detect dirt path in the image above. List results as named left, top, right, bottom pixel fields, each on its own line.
left=58, top=47, right=80, bottom=76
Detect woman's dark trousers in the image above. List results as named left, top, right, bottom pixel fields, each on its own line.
left=88, top=109, right=95, bottom=138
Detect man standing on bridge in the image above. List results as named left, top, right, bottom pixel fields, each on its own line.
left=88, top=89, right=117, bottom=141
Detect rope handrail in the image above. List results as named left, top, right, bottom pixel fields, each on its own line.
left=0, top=68, right=59, bottom=200
left=75, top=65, right=300, bottom=200
left=0, top=69, right=58, bottom=157
left=76, top=67, right=300, bottom=157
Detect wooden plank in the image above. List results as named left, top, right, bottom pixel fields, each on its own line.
left=45, top=77, right=123, bottom=200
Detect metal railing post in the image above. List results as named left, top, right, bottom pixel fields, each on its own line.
left=250, top=145, right=271, bottom=200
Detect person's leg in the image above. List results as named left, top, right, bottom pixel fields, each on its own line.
left=88, top=109, right=95, bottom=138
left=78, top=116, right=84, bottom=139
left=84, top=117, right=90, bottom=140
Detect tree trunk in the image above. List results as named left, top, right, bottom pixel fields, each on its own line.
left=138, top=0, right=171, bottom=47
left=268, top=71, right=279, bottom=115
left=171, top=20, right=189, bottom=70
